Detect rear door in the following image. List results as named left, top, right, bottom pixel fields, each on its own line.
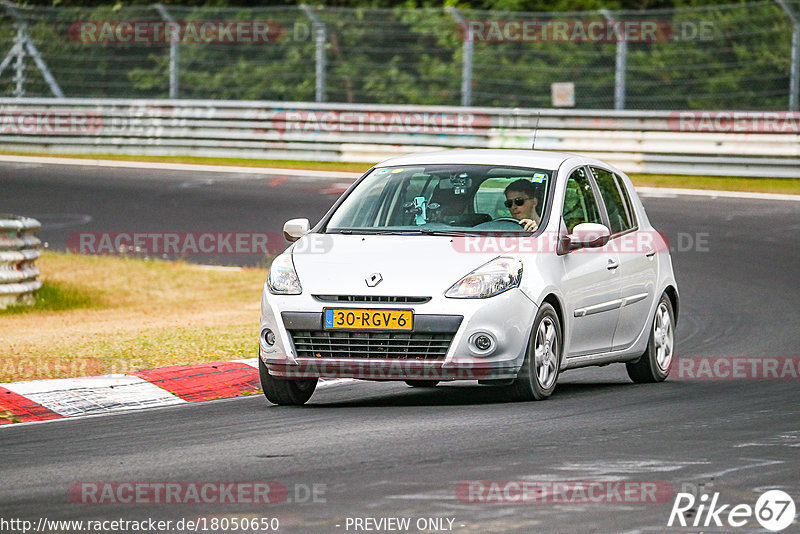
left=589, top=167, right=657, bottom=351
left=560, top=166, right=621, bottom=357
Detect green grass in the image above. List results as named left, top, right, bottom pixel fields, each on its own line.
left=1, top=281, right=100, bottom=315
left=87, top=323, right=261, bottom=374
left=0, top=150, right=372, bottom=173
left=1, top=251, right=266, bottom=382
left=629, top=174, right=800, bottom=195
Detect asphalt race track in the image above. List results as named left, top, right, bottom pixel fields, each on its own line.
left=0, top=161, right=355, bottom=266
left=1, top=160, right=799, bottom=533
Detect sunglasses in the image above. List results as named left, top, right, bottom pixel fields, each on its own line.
left=504, top=197, right=532, bottom=208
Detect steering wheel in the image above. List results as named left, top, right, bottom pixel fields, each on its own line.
left=493, top=217, right=523, bottom=225
left=473, top=217, right=527, bottom=230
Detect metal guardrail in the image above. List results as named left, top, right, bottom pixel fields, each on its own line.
left=0, top=214, right=42, bottom=309
left=1, top=98, right=799, bottom=177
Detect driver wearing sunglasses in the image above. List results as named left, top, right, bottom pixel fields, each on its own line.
left=504, top=179, right=541, bottom=232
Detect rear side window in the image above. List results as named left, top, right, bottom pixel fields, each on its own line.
left=591, top=167, right=634, bottom=234
left=614, top=173, right=637, bottom=228
left=562, top=167, right=602, bottom=233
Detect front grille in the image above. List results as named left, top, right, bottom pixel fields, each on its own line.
left=289, top=330, right=453, bottom=360
left=313, top=295, right=431, bottom=304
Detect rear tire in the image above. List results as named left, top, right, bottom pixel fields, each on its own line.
left=506, top=302, right=561, bottom=401
left=259, top=355, right=317, bottom=405
left=626, top=294, right=674, bottom=383
left=405, top=380, right=439, bottom=387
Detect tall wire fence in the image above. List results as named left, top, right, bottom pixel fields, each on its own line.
left=1, top=1, right=799, bottom=110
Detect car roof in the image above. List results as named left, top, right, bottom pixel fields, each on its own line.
left=374, top=149, right=584, bottom=171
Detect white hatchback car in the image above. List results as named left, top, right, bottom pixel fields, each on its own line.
left=259, top=149, right=678, bottom=405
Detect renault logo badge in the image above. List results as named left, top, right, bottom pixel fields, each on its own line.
left=365, top=273, right=383, bottom=287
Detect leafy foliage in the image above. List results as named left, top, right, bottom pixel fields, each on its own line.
left=1, top=1, right=796, bottom=109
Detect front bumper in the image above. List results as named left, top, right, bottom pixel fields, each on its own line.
left=259, top=288, right=538, bottom=381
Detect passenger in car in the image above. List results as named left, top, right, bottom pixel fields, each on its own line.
left=504, top=179, right=541, bottom=232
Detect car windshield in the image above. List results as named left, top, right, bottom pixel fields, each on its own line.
left=325, top=164, right=552, bottom=234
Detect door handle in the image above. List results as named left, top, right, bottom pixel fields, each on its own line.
left=606, top=258, right=619, bottom=270
left=645, top=248, right=656, bottom=258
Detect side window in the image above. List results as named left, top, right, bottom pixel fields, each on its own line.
left=591, top=167, right=633, bottom=234
left=562, top=167, right=602, bottom=233
left=614, top=173, right=637, bottom=229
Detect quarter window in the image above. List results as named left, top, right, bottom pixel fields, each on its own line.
left=614, top=172, right=637, bottom=229
left=591, top=167, right=634, bottom=234
left=562, top=167, right=602, bottom=233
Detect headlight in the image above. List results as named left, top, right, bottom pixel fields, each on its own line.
left=267, top=254, right=302, bottom=295
left=445, top=257, right=522, bottom=299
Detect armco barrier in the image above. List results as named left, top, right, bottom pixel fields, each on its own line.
left=1, top=99, right=799, bottom=177
left=0, top=215, right=42, bottom=309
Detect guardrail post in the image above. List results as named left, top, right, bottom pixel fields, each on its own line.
left=300, top=5, right=326, bottom=103
left=0, top=215, right=42, bottom=309
left=446, top=7, right=473, bottom=107
left=154, top=4, right=179, bottom=99
left=777, top=0, right=799, bottom=110
left=601, top=9, right=627, bottom=110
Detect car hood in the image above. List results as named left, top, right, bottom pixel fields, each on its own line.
left=290, top=234, right=502, bottom=296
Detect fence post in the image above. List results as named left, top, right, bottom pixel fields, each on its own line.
left=0, top=0, right=64, bottom=98
left=777, top=0, right=799, bottom=111
left=13, top=27, right=24, bottom=97
left=300, top=5, right=326, bottom=103
left=601, top=9, right=627, bottom=110
left=154, top=4, right=179, bottom=99
left=446, top=7, right=473, bottom=107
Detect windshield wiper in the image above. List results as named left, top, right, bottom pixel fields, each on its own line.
left=407, top=228, right=483, bottom=237
left=325, top=229, right=413, bottom=235
left=326, top=228, right=481, bottom=236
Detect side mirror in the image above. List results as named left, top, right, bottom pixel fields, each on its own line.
left=283, top=218, right=310, bottom=242
left=567, top=223, right=610, bottom=250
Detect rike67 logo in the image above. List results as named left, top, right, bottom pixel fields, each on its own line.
left=668, top=489, right=796, bottom=531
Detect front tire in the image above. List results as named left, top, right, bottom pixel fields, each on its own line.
left=626, top=295, right=674, bottom=383
left=259, top=355, right=317, bottom=405
left=507, top=302, right=561, bottom=401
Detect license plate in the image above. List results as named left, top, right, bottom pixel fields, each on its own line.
left=323, top=308, right=413, bottom=330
